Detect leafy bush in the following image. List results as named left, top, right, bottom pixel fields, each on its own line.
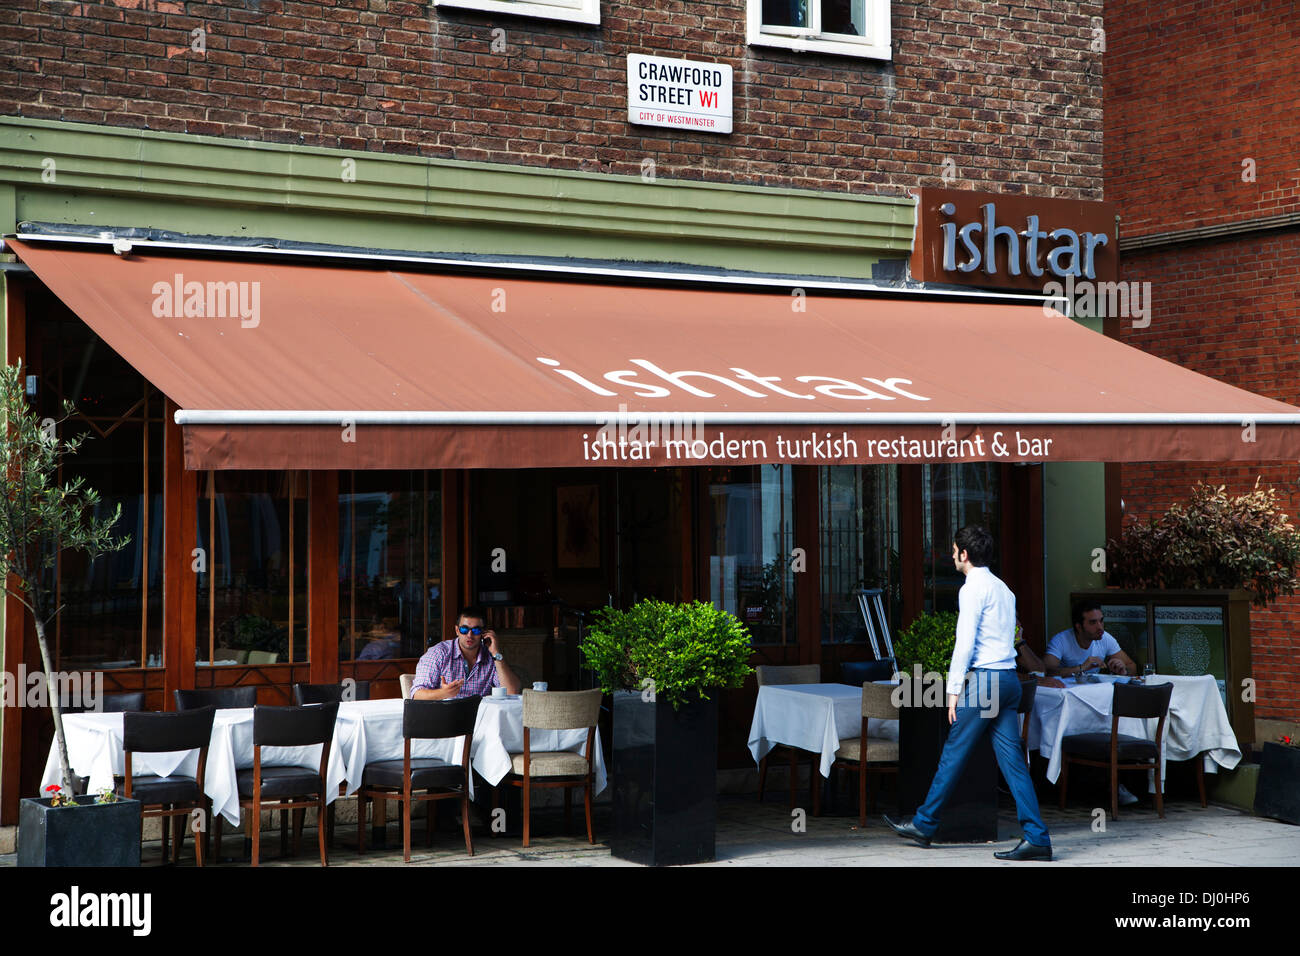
left=580, top=599, right=755, bottom=710
left=893, top=611, right=959, bottom=676
left=1106, top=481, right=1300, bottom=606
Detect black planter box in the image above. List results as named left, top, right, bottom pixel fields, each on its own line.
left=1254, top=742, right=1300, bottom=825
left=18, top=796, right=142, bottom=867
left=896, top=687, right=997, bottom=842
left=610, top=690, right=717, bottom=866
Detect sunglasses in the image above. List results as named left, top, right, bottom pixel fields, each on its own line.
left=457, top=626, right=484, bottom=636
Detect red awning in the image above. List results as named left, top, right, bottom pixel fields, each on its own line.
left=12, top=237, right=1300, bottom=470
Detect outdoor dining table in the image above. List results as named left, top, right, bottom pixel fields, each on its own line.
left=40, top=707, right=350, bottom=826
left=747, top=682, right=900, bottom=810
left=43, top=695, right=609, bottom=830
left=1028, top=673, right=1241, bottom=789
left=334, top=696, right=608, bottom=799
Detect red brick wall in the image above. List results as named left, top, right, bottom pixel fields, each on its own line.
left=1106, top=2, right=1300, bottom=721
left=1114, top=237, right=1300, bottom=721
left=1105, top=0, right=1300, bottom=235
left=1, top=0, right=1103, bottom=197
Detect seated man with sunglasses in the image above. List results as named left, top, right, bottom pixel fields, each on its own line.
left=412, top=605, right=523, bottom=700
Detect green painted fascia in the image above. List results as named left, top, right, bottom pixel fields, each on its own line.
left=0, top=117, right=914, bottom=278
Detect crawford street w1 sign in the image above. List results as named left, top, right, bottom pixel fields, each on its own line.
left=627, top=54, right=733, bottom=134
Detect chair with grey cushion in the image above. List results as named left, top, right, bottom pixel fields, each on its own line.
left=830, top=683, right=900, bottom=826
left=399, top=673, right=415, bottom=700
left=236, top=702, right=338, bottom=866
left=293, top=681, right=371, bottom=706
left=1058, top=681, right=1174, bottom=820
left=504, top=688, right=603, bottom=847
left=754, top=664, right=822, bottom=808
left=357, top=697, right=480, bottom=862
left=175, top=686, right=258, bottom=711
left=120, top=705, right=216, bottom=866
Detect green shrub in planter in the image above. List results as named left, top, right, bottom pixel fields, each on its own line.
left=581, top=599, right=754, bottom=709
left=894, top=611, right=959, bottom=677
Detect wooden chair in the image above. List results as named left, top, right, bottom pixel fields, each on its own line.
left=235, top=702, right=338, bottom=866
left=830, top=682, right=900, bottom=826
left=98, top=691, right=146, bottom=713
left=175, top=686, right=257, bottom=710
left=293, top=681, right=371, bottom=705
left=357, top=697, right=480, bottom=862
left=120, top=705, right=216, bottom=866
left=754, top=664, right=821, bottom=809
left=1058, top=681, right=1174, bottom=820
left=399, top=674, right=415, bottom=699
left=504, top=688, right=602, bottom=847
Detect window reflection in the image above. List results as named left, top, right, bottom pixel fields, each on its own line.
left=820, top=466, right=899, bottom=643
left=922, top=463, right=1002, bottom=612
left=339, top=471, right=441, bottom=661
left=705, top=465, right=795, bottom=645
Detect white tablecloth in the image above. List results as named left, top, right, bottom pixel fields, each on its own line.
left=332, top=696, right=608, bottom=799
left=1031, top=674, right=1241, bottom=788
left=41, top=709, right=349, bottom=826
left=747, top=683, right=899, bottom=779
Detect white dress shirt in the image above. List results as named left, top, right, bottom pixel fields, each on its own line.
left=946, top=564, right=1017, bottom=697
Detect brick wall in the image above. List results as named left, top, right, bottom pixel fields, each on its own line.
left=1107, top=1, right=1300, bottom=722
left=1105, top=0, right=1300, bottom=235
left=1, top=0, right=1102, bottom=197
left=1115, top=235, right=1300, bottom=721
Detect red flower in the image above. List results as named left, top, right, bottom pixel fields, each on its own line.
left=44, top=784, right=61, bottom=793
left=1283, top=735, right=1294, bottom=745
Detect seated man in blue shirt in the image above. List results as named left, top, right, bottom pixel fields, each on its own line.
left=885, top=525, right=1052, bottom=861
left=1045, top=600, right=1136, bottom=678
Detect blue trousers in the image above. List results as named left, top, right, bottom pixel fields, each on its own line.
left=912, top=668, right=1051, bottom=847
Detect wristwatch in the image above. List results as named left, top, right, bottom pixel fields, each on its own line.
left=491, top=652, right=504, bottom=662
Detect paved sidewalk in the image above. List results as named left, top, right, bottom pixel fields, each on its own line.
left=4, top=795, right=1295, bottom=866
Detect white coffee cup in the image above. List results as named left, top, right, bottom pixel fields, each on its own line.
left=533, top=682, right=548, bottom=692
left=491, top=686, right=507, bottom=698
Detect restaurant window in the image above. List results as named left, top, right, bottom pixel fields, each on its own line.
left=339, top=471, right=441, bottom=662
left=921, top=463, right=1002, bottom=613
left=432, top=0, right=599, bottom=27
left=819, top=465, right=900, bottom=643
left=749, top=0, right=891, bottom=60
left=196, top=472, right=306, bottom=666
left=704, top=465, right=796, bottom=645
left=35, top=309, right=164, bottom=671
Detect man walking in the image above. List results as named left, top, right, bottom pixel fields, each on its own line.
left=884, top=525, right=1052, bottom=861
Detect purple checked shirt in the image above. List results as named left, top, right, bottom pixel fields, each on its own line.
left=412, top=639, right=502, bottom=698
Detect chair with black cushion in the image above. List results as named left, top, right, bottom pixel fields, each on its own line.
left=1058, top=681, right=1174, bottom=820
left=505, top=688, right=603, bottom=847
left=839, top=659, right=897, bottom=686
left=175, top=686, right=258, bottom=711
left=830, top=682, right=900, bottom=826
left=120, top=705, right=216, bottom=866
left=1017, top=679, right=1038, bottom=751
left=99, top=691, right=146, bottom=713
left=755, top=664, right=822, bottom=808
left=293, top=681, right=371, bottom=706
left=356, top=697, right=480, bottom=862
left=236, top=702, right=339, bottom=866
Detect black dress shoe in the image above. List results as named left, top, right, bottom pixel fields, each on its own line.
left=994, top=839, right=1052, bottom=861
left=882, top=814, right=931, bottom=847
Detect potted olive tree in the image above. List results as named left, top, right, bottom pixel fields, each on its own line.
left=892, top=610, right=998, bottom=842
left=0, top=362, right=136, bottom=866
left=581, top=599, right=753, bottom=866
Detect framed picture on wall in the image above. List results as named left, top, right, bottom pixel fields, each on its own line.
left=556, top=484, right=601, bottom=569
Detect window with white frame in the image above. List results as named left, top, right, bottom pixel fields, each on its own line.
left=749, top=0, right=891, bottom=60
left=432, top=0, right=599, bottom=28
